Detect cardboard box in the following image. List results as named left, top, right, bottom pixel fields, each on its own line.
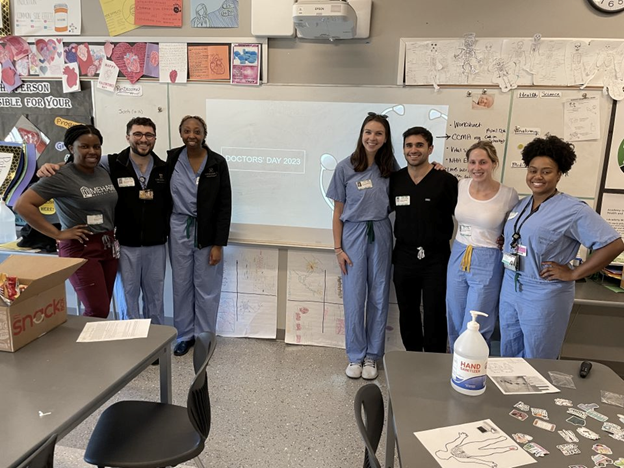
left=0, top=255, right=86, bottom=352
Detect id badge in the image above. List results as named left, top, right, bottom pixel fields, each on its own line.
left=139, top=189, right=154, bottom=200
left=459, top=224, right=472, bottom=237
left=502, top=252, right=519, bottom=271
left=87, top=214, right=103, bottom=225
left=117, top=177, right=135, bottom=187
left=356, top=179, right=373, bottom=190
left=508, top=211, right=519, bottom=220
left=517, top=245, right=527, bottom=257
left=395, top=195, right=410, bottom=206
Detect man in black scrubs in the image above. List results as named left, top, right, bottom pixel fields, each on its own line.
left=390, top=126, right=458, bottom=352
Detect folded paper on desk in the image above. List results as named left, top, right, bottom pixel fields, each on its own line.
left=0, top=255, right=86, bottom=352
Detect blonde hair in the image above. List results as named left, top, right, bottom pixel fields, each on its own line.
left=466, top=140, right=499, bottom=167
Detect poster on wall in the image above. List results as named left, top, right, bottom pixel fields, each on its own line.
left=599, top=192, right=624, bottom=265
left=0, top=80, right=93, bottom=165
left=190, top=0, right=238, bottom=28
left=604, top=102, right=624, bottom=191
left=13, top=0, right=81, bottom=36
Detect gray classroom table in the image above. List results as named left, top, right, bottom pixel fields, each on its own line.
left=384, top=351, right=624, bottom=468
left=0, top=315, right=177, bottom=468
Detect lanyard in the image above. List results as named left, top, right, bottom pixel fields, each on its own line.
left=510, top=191, right=558, bottom=249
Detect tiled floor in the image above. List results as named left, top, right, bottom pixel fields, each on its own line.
left=54, top=337, right=398, bottom=467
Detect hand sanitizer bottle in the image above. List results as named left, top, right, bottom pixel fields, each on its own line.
left=451, top=311, right=489, bottom=396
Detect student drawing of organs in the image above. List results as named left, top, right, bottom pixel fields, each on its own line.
left=510, top=41, right=527, bottom=79
left=490, top=58, right=516, bottom=92
left=454, top=33, right=481, bottom=82
left=428, top=42, right=445, bottom=90
left=210, top=54, right=226, bottom=76
left=525, top=34, right=542, bottom=74
left=435, top=432, right=518, bottom=467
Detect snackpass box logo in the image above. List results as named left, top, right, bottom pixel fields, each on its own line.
left=11, top=297, right=66, bottom=336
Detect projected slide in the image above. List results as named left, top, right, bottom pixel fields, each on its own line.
left=205, top=100, right=449, bottom=231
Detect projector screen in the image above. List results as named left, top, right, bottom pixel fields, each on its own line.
left=204, top=98, right=448, bottom=247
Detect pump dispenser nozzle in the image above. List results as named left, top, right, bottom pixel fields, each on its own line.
left=467, top=311, right=488, bottom=331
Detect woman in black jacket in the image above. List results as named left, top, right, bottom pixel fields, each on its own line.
left=168, top=115, right=232, bottom=356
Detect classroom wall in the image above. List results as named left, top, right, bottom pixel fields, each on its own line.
left=79, top=0, right=624, bottom=86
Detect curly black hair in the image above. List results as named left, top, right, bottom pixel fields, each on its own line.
left=521, top=135, right=576, bottom=175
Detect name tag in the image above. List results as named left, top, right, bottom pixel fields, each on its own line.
left=459, top=224, right=472, bottom=237
left=139, top=189, right=154, bottom=200
left=356, top=179, right=373, bottom=190
left=517, top=245, right=527, bottom=256
left=87, top=214, right=104, bottom=225
left=117, top=177, right=135, bottom=187
left=395, top=196, right=410, bottom=206
left=508, top=211, right=519, bottom=220
left=196, top=177, right=200, bottom=185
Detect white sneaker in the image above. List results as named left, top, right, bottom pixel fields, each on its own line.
left=362, top=358, right=378, bottom=380
left=345, top=362, right=363, bottom=379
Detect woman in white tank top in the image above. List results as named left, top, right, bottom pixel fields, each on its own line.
left=446, top=141, right=519, bottom=349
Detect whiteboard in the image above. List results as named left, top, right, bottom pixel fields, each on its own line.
left=93, top=83, right=612, bottom=247
left=93, top=84, right=171, bottom=159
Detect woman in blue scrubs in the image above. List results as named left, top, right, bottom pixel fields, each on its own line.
left=499, top=135, right=623, bottom=359
left=167, top=116, right=232, bottom=356
left=326, top=113, right=396, bottom=380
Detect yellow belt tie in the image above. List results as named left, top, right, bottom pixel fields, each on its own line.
left=460, top=245, right=473, bottom=272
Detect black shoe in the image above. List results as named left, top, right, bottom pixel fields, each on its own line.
left=173, top=338, right=195, bottom=356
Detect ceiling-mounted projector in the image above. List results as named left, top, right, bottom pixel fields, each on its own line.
left=293, top=0, right=358, bottom=40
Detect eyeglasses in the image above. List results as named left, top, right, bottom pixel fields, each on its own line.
left=131, top=132, right=156, bottom=140
left=367, top=112, right=388, bottom=119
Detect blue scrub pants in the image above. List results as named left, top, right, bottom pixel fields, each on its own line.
left=499, top=269, right=574, bottom=359
left=446, top=242, right=503, bottom=349
left=118, top=244, right=166, bottom=325
left=341, top=219, right=392, bottom=363
left=169, top=213, right=224, bottom=342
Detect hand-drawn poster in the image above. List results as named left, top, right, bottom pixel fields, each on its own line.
left=99, top=0, right=139, bottom=36
left=286, top=250, right=404, bottom=351
left=143, top=43, right=159, bottom=78
left=1, top=60, right=22, bottom=92
left=599, top=193, right=624, bottom=265
left=190, top=0, right=238, bottom=28
left=13, top=0, right=80, bottom=35
left=97, top=59, right=119, bottom=92
left=135, top=0, right=182, bottom=27
left=216, top=245, right=278, bottom=338
left=61, top=62, right=80, bottom=92
left=415, top=420, right=536, bottom=468
left=34, top=37, right=64, bottom=77
left=159, top=43, right=187, bottom=84
left=231, top=43, right=260, bottom=85
left=188, top=45, right=229, bottom=81
left=563, top=96, right=600, bottom=142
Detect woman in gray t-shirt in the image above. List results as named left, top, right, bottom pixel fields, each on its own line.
left=15, top=125, right=119, bottom=319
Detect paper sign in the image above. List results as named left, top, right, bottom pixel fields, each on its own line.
left=13, top=0, right=81, bottom=35
left=62, top=62, right=80, bottom=93
left=135, top=0, right=182, bottom=27
left=34, top=37, right=64, bottom=77
left=143, top=43, right=159, bottom=78
left=188, top=45, right=229, bottom=80
left=159, top=43, right=186, bottom=84
left=89, top=45, right=106, bottom=74
left=99, top=0, right=139, bottom=36
left=190, top=0, right=238, bottom=28
left=97, top=59, right=119, bottom=92
left=564, top=97, right=600, bottom=142
left=231, top=43, right=260, bottom=85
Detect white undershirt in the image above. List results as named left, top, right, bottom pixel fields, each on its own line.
left=454, top=178, right=519, bottom=248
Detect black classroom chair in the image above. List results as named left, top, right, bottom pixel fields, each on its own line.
left=84, top=331, right=216, bottom=468
left=354, top=383, right=385, bottom=468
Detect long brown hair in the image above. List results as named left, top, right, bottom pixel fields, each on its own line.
left=350, top=113, right=395, bottom=178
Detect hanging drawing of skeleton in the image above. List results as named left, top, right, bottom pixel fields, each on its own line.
left=454, top=33, right=481, bottom=83
left=525, top=33, right=542, bottom=74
